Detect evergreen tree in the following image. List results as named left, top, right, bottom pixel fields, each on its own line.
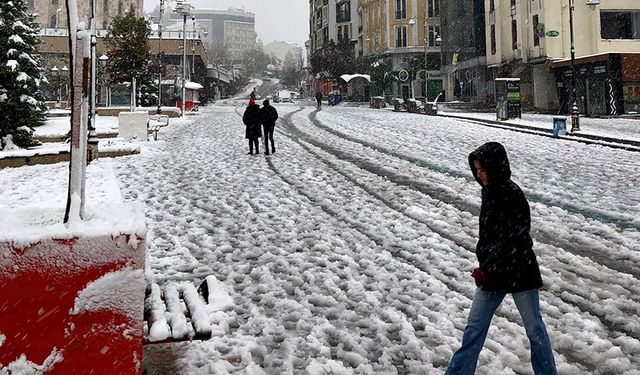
left=0, top=0, right=46, bottom=150
left=104, top=10, right=152, bottom=106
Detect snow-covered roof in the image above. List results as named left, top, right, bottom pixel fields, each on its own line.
left=340, top=74, right=371, bottom=83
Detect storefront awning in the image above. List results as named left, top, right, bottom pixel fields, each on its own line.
left=340, top=74, right=371, bottom=83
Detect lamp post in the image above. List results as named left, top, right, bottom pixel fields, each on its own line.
left=174, top=1, right=192, bottom=117
left=50, top=66, right=60, bottom=108
left=99, top=54, right=109, bottom=106
left=191, top=16, right=196, bottom=81
left=61, top=65, right=68, bottom=107
left=568, top=0, right=580, bottom=131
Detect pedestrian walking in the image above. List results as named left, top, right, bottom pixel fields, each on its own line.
left=250, top=88, right=256, bottom=100
left=315, top=91, right=323, bottom=109
left=259, top=99, right=279, bottom=155
left=243, top=99, right=262, bottom=155
left=445, top=142, right=557, bottom=375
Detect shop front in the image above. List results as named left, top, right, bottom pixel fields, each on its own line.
left=552, top=53, right=640, bottom=116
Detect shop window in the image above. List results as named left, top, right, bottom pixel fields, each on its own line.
left=600, top=11, right=640, bottom=39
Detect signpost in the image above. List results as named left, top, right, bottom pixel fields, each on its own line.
left=495, top=78, right=521, bottom=121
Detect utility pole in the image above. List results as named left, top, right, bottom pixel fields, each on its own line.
left=87, top=0, right=99, bottom=162
left=569, top=0, right=580, bottom=131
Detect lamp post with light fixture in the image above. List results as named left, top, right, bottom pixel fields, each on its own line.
left=174, top=1, right=192, bottom=117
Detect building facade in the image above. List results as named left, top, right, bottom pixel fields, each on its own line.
left=440, top=0, right=486, bottom=104
left=170, top=8, right=256, bottom=65
left=486, top=0, right=640, bottom=114
left=357, top=0, right=442, bottom=100
left=28, top=0, right=143, bottom=31
left=309, top=0, right=361, bottom=95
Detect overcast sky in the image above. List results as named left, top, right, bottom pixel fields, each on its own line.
left=145, top=0, right=310, bottom=47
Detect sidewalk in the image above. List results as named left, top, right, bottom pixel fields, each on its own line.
left=437, top=110, right=640, bottom=146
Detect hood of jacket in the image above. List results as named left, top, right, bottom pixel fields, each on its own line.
left=468, top=142, right=512, bottom=188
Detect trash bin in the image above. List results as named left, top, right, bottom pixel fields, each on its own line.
left=553, top=116, right=567, bottom=138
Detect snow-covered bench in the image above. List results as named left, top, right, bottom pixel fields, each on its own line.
left=148, top=114, right=169, bottom=141
left=144, top=275, right=234, bottom=344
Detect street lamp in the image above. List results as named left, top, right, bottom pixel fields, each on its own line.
left=568, top=0, right=580, bottom=131
left=99, top=54, right=109, bottom=107
left=157, top=0, right=165, bottom=114
left=50, top=66, right=60, bottom=108
left=174, top=1, right=192, bottom=117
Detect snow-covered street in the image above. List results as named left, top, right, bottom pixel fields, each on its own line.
left=3, top=102, right=640, bottom=374
left=110, top=101, right=639, bottom=374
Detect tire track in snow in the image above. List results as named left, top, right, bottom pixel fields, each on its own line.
left=312, top=109, right=639, bottom=232
left=272, top=107, right=640, bottom=366
left=282, top=108, right=640, bottom=280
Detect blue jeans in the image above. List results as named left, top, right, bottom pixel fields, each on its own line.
left=445, top=288, right=557, bottom=375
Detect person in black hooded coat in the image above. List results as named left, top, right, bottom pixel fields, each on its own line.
left=243, top=99, right=262, bottom=155
left=445, top=142, right=557, bottom=375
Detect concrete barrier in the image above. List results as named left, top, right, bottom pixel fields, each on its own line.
left=0, top=205, right=146, bottom=374
left=119, top=111, right=149, bottom=141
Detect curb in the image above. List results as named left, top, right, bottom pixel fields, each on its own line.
left=436, top=113, right=640, bottom=150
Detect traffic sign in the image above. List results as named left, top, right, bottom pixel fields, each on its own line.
left=545, top=30, right=559, bottom=37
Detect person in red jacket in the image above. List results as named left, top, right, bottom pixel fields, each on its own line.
left=445, top=142, right=557, bottom=375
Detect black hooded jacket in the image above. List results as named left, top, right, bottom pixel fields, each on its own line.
left=469, top=142, right=542, bottom=293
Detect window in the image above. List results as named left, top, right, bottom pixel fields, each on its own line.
left=489, top=0, right=495, bottom=12
left=511, top=19, right=517, bottom=50
left=600, top=11, right=640, bottom=39
left=395, top=26, right=407, bottom=47
left=336, top=1, right=351, bottom=23
left=510, top=0, right=516, bottom=7
left=490, top=24, right=496, bottom=55
left=427, top=0, right=439, bottom=18
left=395, top=0, right=406, bottom=20
left=426, top=25, right=440, bottom=47
left=532, top=14, right=540, bottom=46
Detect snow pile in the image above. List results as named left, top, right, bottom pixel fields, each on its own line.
left=72, top=268, right=145, bottom=323
left=1, top=349, right=63, bottom=375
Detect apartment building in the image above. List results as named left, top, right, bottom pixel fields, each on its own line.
left=170, top=8, right=256, bottom=64
left=309, top=0, right=361, bottom=94
left=358, top=0, right=442, bottom=100
left=487, top=0, right=640, bottom=114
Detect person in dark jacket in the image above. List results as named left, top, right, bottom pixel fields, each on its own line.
left=259, top=99, right=278, bottom=155
left=243, top=99, right=262, bottom=155
left=315, top=91, right=323, bottom=109
left=445, top=142, right=556, bottom=375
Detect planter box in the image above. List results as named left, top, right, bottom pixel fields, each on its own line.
left=0, top=204, right=146, bottom=374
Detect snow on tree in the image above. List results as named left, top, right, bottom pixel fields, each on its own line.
left=0, top=0, right=46, bottom=150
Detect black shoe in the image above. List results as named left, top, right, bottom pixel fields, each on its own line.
left=272, top=148, right=276, bottom=153
left=248, top=152, right=253, bottom=155
left=256, top=151, right=260, bottom=154
left=265, top=152, right=270, bottom=155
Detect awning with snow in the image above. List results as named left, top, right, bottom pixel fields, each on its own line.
left=184, top=82, right=204, bottom=90
left=340, top=74, right=371, bottom=83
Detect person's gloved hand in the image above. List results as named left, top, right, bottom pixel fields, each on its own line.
left=471, top=267, right=489, bottom=285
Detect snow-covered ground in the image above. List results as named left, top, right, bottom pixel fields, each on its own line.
left=2, top=101, right=640, bottom=374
